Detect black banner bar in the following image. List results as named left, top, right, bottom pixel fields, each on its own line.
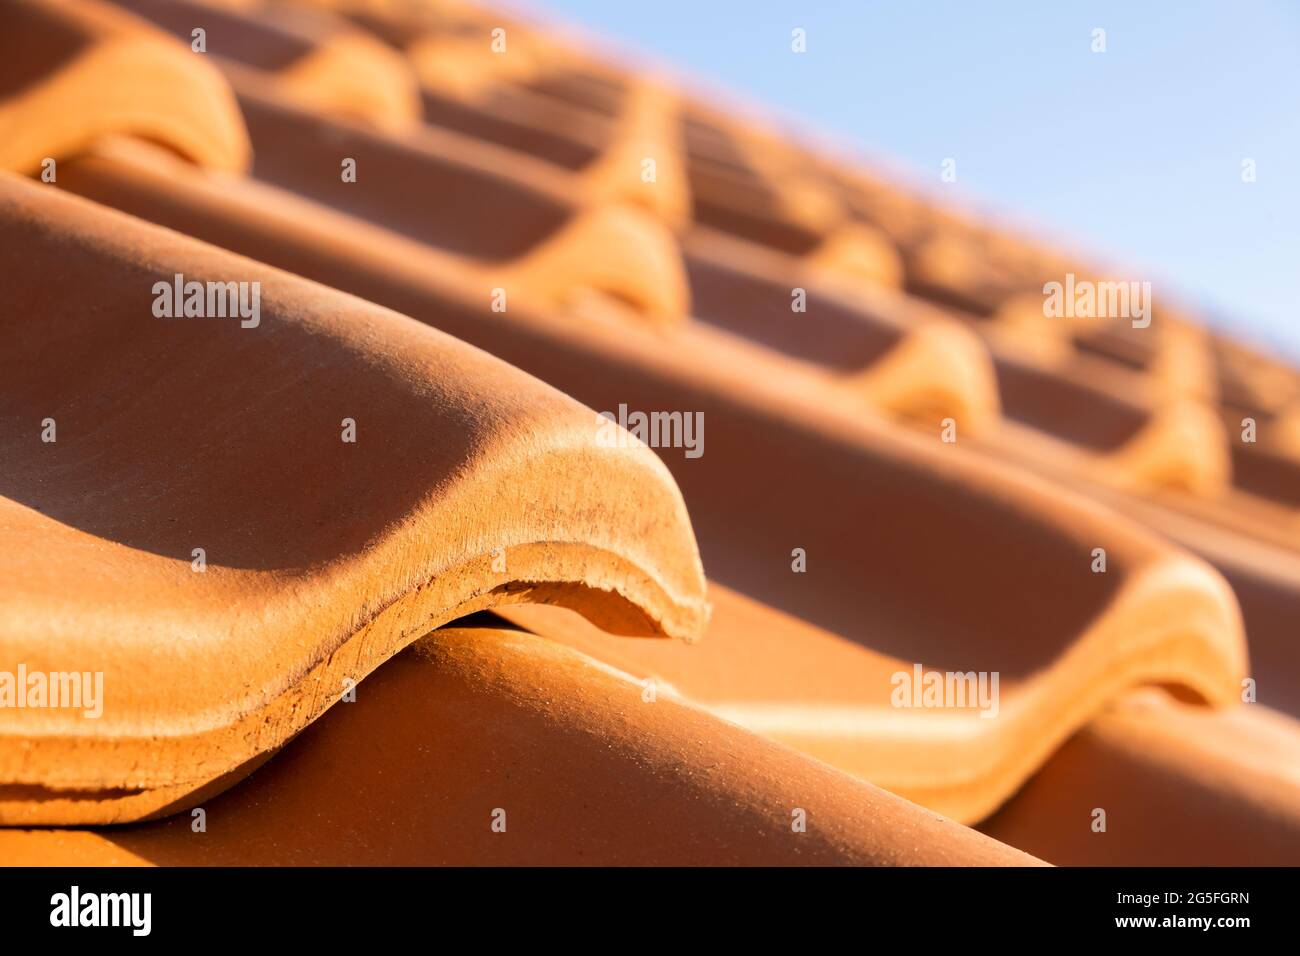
left=0, top=866, right=1283, bottom=942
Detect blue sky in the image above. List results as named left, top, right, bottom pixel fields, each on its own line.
left=529, top=0, right=1300, bottom=357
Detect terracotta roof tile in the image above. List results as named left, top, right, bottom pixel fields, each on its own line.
left=0, top=171, right=707, bottom=824
left=113, top=0, right=422, bottom=129
left=982, top=689, right=1300, bottom=865
left=499, top=565, right=1243, bottom=825
left=2, top=625, right=1042, bottom=865
left=0, top=0, right=249, bottom=173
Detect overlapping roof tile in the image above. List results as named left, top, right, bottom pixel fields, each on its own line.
left=0, top=171, right=707, bottom=824
left=3, top=624, right=1042, bottom=865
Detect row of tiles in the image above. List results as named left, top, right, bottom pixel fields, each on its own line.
left=1, top=164, right=1257, bottom=834
left=56, top=0, right=1300, bottom=564
left=2, top=0, right=1298, bottom=864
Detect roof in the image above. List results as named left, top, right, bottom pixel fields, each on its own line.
left=1, top=0, right=1298, bottom=866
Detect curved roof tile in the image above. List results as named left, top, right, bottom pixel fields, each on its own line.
left=0, top=173, right=707, bottom=824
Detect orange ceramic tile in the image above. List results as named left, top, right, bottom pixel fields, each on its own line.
left=982, top=689, right=1300, bottom=865
left=1, top=625, right=1043, bottom=866
left=0, top=0, right=249, bottom=173
left=0, top=172, right=707, bottom=824
left=112, top=0, right=421, bottom=129
left=499, top=561, right=1243, bottom=825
